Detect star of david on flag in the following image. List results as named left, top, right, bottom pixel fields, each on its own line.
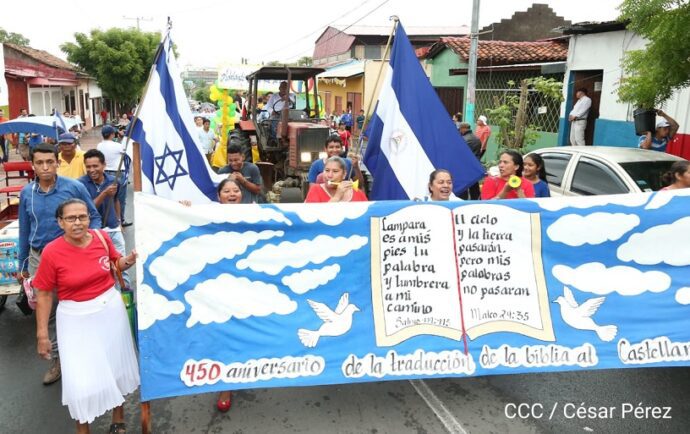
left=154, top=144, right=189, bottom=189
left=129, top=32, right=225, bottom=203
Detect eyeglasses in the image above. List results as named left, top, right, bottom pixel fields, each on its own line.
left=60, top=214, right=90, bottom=223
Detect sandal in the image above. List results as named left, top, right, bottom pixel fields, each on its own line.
left=109, top=422, right=126, bottom=433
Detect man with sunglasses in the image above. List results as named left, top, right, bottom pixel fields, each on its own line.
left=18, top=143, right=101, bottom=386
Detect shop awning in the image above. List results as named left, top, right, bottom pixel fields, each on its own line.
left=27, top=77, right=78, bottom=86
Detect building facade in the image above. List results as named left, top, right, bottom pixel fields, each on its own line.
left=557, top=22, right=690, bottom=159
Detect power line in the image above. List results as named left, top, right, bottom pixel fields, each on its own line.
left=277, top=0, right=392, bottom=63
left=255, top=0, right=376, bottom=60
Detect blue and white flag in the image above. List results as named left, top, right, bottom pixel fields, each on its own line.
left=130, top=33, right=224, bottom=203
left=364, top=23, right=485, bottom=200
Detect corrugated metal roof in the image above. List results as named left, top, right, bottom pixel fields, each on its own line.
left=317, top=61, right=365, bottom=78
left=330, top=25, right=469, bottom=36
left=4, top=43, right=76, bottom=71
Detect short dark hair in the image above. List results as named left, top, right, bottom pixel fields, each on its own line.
left=577, top=88, right=588, bottom=95
left=428, top=169, right=452, bottom=194
left=227, top=144, right=243, bottom=155
left=202, top=118, right=211, bottom=125
left=55, top=198, right=88, bottom=219
left=83, top=149, right=106, bottom=164
left=325, top=134, right=342, bottom=147
left=30, top=143, right=58, bottom=162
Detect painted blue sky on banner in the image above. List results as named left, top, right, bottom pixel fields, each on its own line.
left=134, top=190, right=690, bottom=401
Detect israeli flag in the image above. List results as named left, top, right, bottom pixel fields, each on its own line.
left=130, top=34, right=224, bottom=203
left=364, top=23, right=485, bottom=200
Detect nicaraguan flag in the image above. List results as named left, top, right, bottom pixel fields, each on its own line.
left=130, top=33, right=224, bottom=203
left=364, top=23, right=485, bottom=200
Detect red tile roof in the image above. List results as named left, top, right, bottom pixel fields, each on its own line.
left=427, top=37, right=568, bottom=65
left=4, top=43, right=76, bottom=71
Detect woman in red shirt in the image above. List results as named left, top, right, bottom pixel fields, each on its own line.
left=33, top=199, right=138, bottom=434
left=305, top=157, right=368, bottom=203
left=480, top=149, right=535, bottom=200
left=337, top=122, right=352, bottom=154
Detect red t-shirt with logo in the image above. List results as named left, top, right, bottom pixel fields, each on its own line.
left=33, top=230, right=120, bottom=301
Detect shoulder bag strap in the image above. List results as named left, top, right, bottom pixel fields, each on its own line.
left=92, top=229, right=126, bottom=289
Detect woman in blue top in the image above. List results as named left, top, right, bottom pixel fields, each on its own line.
left=523, top=153, right=550, bottom=198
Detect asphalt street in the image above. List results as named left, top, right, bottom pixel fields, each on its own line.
left=1, top=175, right=689, bottom=433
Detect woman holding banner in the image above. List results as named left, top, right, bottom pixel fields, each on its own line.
left=427, top=169, right=454, bottom=201
left=480, top=150, right=535, bottom=200
left=304, top=156, right=368, bottom=203
left=32, top=199, right=138, bottom=434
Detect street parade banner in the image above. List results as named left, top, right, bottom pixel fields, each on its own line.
left=134, top=190, right=690, bottom=401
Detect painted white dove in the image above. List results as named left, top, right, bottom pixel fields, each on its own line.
left=298, top=292, right=359, bottom=348
left=554, top=286, right=617, bottom=342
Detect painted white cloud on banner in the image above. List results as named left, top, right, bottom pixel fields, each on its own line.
left=277, top=202, right=372, bottom=226
left=617, top=216, right=690, bottom=266
left=552, top=262, right=671, bottom=296
left=529, top=193, right=650, bottom=212
left=281, top=264, right=341, bottom=294
left=237, top=235, right=368, bottom=275
left=645, top=189, right=690, bottom=210
left=185, top=274, right=297, bottom=327
left=675, top=288, right=690, bottom=305
left=150, top=230, right=284, bottom=291
left=134, top=193, right=291, bottom=261
left=138, top=284, right=185, bottom=330
left=547, top=213, right=640, bottom=246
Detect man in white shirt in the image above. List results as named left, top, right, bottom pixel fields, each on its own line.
left=568, top=88, right=592, bottom=146
left=265, top=81, right=296, bottom=118
left=198, top=118, right=218, bottom=163
left=97, top=125, right=129, bottom=225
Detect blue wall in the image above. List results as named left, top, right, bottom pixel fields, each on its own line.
left=593, top=118, right=639, bottom=147
left=556, top=117, right=638, bottom=148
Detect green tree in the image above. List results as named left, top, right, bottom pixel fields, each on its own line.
left=618, top=0, right=690, bottom=108
left=194, top=87, right=211, bottom=103
left=296, top=56, right=313, bottom=66
left=61, top=28, right=160, bottom=104
left=0, top=28, right=30, bottom=45
left=486, top=77, right=564, bottom=154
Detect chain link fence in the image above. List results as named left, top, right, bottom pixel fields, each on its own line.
left=475, top=70, right=564, bottom=133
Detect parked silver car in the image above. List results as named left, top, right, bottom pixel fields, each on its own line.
left=532, top=146, right=686, bottom=196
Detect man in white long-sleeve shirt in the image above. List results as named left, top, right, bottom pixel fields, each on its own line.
left=568, top=88, right=592, bottom=146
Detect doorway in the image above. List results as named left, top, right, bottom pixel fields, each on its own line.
left=570, top=70, right=603, bottom=145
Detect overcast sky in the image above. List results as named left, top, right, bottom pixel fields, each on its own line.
left=2, top=0, right=622, bottom=68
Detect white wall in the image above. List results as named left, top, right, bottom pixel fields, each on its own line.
left=562, top=29, right=690, bottom=134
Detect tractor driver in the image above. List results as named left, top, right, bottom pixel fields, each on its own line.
left=265, top=81, right=296, bottom=141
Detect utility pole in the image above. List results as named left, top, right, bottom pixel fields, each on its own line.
left=123, top=16, right=153, bottom=31
left=465, top=0, right=480, bottom=124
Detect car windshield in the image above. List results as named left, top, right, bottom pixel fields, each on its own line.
left=619, top=160, right=677, bottom=192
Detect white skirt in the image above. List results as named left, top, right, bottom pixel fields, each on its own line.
left=57, top=287, right=140, bottom=424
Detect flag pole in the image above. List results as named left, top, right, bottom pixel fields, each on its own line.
left=349, top=15, right=398, bottom=179
left=116, top=17, right=172, bottom=187
left=127, top=17, right=172, bottom=434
